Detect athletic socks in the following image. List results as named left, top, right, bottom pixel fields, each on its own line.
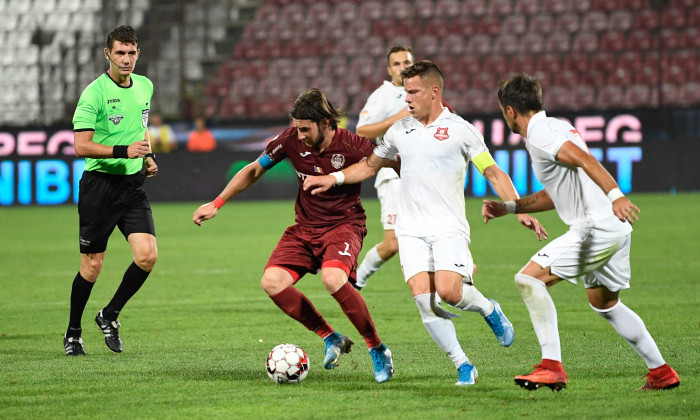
left=355, top=245, right=384, bottom=288
left=269, top=286, right=334, bottom=338
left=415, top=293, right=469, bottom=368
left=591, top=300, right=666, bottom=369
left=453, top=283, right=494, bottom=317
left=101, top=262, right=150, bottom=321
left=515, top=273, right=562, bottom=362
left=66, top=272, right=94, bottom=336
left=332, top=282, right=381, bottom=348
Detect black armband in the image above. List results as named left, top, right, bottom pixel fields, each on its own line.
left=113, top=145, right=129, bottom=159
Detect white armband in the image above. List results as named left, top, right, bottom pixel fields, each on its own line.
left=330, top=171, right=345, bottom=185
left=606, top=188, right=624, bottom=202
left=505, top=201, right=516, bottom=214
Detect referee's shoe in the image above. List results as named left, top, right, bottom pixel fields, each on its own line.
left=95, top=310, right=123, bottom=353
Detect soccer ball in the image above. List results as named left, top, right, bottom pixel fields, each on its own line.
left=266, top=343, right=310, bottom=384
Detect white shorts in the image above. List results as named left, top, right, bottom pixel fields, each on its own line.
left=397, top=234, right=474, bottom=283
left=376, top=177, right=399, bottom=230
left=531, top=230, right=632, bottom=292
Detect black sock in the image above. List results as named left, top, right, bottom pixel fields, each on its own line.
left=67, top=272, right=94, bottom=336
left=102, top=262, right=150, bottom=321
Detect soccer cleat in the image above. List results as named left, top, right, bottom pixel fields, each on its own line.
left=64, top=336, right=86, bottom=356
left=515, top=364, right=568, bottom=391
left=455, top=362, right=478, bottom=386
left=369, top=343, right=394, bottom=383
left=322, top=332, right=353, bottom=370
left=639, top=364, right=680, bottom=391
left=95, top=310, right=123, bottom=353
left=483, top=299, right=514, bottom=347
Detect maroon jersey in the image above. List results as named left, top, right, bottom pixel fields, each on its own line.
left=262, top=127, right=375, bottom=227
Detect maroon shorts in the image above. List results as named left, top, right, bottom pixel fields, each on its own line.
left=266, top=221, right=367, bottom=284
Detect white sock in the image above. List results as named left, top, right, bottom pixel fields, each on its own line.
left=356, top=245, right=384, bottom=288
left=591, top=300, right=665, bottom=369
left=515, top=274, right=561, bottom=362
left=453, top=283, right=494, bottom=317
left=415, top=293, right=469, bottom=368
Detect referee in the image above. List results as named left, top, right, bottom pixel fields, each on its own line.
left=64, top=25, right=158, bottom=356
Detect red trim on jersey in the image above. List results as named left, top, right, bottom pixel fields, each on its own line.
left=321, top=260, right=350, bottom=276
left=265, top=264, right=300, bottom=282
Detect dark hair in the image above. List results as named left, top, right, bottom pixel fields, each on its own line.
left=400, top=60, right=444, bottom=90
left=289, top=88, right=344, bottom=130
left=497, top=74, right=543, bottom=114
left=107, top=25, right=138, bottom=50
left=386, top=45, right=413, bottom=65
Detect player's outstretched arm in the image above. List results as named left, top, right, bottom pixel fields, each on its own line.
left=481, top=165, right=548, bottom=241
left=193, top=160, right=267, bottom=226
left=303, top=153, right=389, bottom=195
left=555, top=141, right=640, bottom=224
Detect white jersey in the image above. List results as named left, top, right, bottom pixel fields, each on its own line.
left=357, top=80, right=406, bottom=187
left=526, top=111, right=632, bottom=238
left=376, top=108, right=489, bottom=238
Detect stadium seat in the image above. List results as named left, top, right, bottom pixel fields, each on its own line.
left=358, top=0, right=383, bottom=20
left=502, top=15, right=527, bottom=35
left=555, top=12, right=580, bottom=33
left=625, top=29, right=655, bottom=51
left=571, top=31, right=599, bottom=55
left=460, top=0, right=487, bottom=18
left=658, top=28, right=680, bottom=50
left=542, top=0, right=570, bottom=15
left=598, top=31, right=626, bottom=52
left=607, top=10, right=634, bottom=32
left=438, top=33, right=466, bottom=56
left=492, top=33, right=520, bottom=57
left=581, top=10, right=608, bottom=32
left=465, top=34, right=493, bottom=56
left=535, top=53, right=561, bottom=73
left=520, top=32, right=545, bottom=55
left=415, top=0, right=436, bottom=19
left=624, top=84, right=651, bottom=108
left=487, top=0, right=513, bottom=16
left=631, top=8, right=659, bottom=30
left=435, top=0, right=460, bottom=18
left=528, top=14, right=554, bottom=35
left=598, top=84, right=625, bottom=109
left=508, top=55, right=534, bottom=74
left=545, top=31, right=571, bottom=54
left=678, top=82, right=700, bottom=106
left=513, top=0, right=539, bottom=15
left=571, top=84, right=596, bottom=110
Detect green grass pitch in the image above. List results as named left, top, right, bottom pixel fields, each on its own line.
left=1, top=193, right=698, bottom=419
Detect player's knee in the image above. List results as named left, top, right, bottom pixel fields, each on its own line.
left=81, top=259, right=102, bottom=281
left=414, top=293, right=438, bottom=322
left=436, top=284, right=461, bottom=306
left=134, top=250, right=157, bottom=271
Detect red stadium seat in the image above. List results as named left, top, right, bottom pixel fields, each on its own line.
left=607, top=10, right=634, bottom=32
left=571, top=31, right=599, bottom=55
left=435, top=0, right=461, bottom=18
left=581, top=10, right=608, bottom=32
left=513, top=0, right=539, bottom=15
left=631, top=9, right=659, bottom=30
left=598, top=31, right=625, bottom=52
left=492, top=33, right=520, bottom=56
left=597, top=84, right=625, bottom=109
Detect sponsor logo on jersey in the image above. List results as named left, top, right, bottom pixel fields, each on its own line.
left=107, top=99, right=120, bottom=104
left=142, top=109, right=149, bottom=127
left=434, top=127, right=449, bottom=141
left=300, top=151, right=311, bottom=157
left=405, top=128, right=416, bottom=134
left=331, top=154, right=345, bottom=169
left=108, top=114, right=124, bottom=125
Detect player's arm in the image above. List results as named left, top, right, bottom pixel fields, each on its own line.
left=483, top=189, right=555, bottom=218
left=143, top=129, right=158, bottom=177
left=356, top=108, right=410, bottom=141
left=303, top=153, right=392, bottom=195
left=74, top=130, right=149, bottom=159
left=193, top=159, right=267, bottom=226
left=479, top=152, right=548, bottom=241
left=556, top=141, right=639, bottom=224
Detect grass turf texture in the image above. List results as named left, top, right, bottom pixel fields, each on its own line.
left=1, top=193, right=698, bottom=419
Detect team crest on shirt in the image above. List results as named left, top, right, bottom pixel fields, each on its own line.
left=142, top=109, right=149, bottom=127
left=108, top=114, right=124, bottom=125
left=331, top=154, right=345, bottom=169
left=434, top=127, right=449, bottom=141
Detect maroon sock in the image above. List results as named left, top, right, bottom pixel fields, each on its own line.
left=331, top=282, right=381, bottom=348
left=269, top=286, right=333, bottom=338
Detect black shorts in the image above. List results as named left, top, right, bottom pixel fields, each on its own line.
left=78, top=170, right=155, bottom=254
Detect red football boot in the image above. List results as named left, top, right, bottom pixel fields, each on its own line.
left=515, top=359, right=568, bottom=391
left=639, top=364, right=680, bottom=391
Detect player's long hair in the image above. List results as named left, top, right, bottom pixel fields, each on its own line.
left=289, top=88, right=344, bottom=130
left=400, top=60, right=444, bottom=90
left=107, top=25, right=138, bottom=50
left=497, top=74, right=543, bottom=114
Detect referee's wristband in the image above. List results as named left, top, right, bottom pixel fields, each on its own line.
left=504, top=201, right=516, bottom=214
left=330, top=171, right=345, bottom=185
left=213, top=196, right=226, bottom=209
left=144, top=153, right=156, bottom=161
left=113, top=145, right=129, bottom=159
left=606, top=187, right=624, bottom=202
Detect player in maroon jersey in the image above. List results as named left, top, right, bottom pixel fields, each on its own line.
left=193, top=88, right=395, bottom=383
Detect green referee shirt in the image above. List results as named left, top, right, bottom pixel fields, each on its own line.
left=73, top=72, right=154, bottom=175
